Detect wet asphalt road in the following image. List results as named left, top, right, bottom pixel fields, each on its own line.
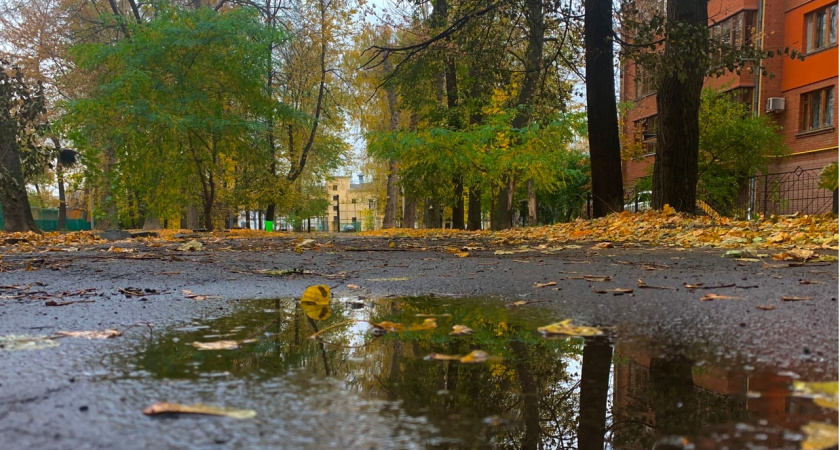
left=0, top=234, right=837, bottom=449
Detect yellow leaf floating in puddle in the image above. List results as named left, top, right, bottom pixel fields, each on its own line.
left=538, top=319, right=603, bottom=337
left=373, top=318, right=437, bottom=333
left=301, top=285, right=330, bottom=305
left=424, top=350, right=502, bottom=363
left=450, top=325, right=473, bottom=336
left=142, top=402, right=256, bottom=419
left=793, top=381, right=839, bottom=410
left=191, top=339, right=256, bottom=350
left=801, top=421, right=839, bottom=450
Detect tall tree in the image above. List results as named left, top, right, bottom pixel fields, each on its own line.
left=0, top=59, right=46, bottom=232
left=651, top=0, right=708, bottom=212
left=381, top=55, right=400, bottom=229
left=584, top=0, right=624, bottom=217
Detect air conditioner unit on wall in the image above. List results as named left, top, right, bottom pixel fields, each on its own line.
left=766, top=97, right=785, bottom=113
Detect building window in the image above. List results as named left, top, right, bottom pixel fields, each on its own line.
left=634, top=115, right=657, bottom=155
left=332, top=195, right=339, bottom=201
left=806, top=4, right=838, bottom=53
left=333, top=215, right=338, bottom=221
left=724, top=86, right=755, bottom=114
left=332, top=185, right=338, bottom=191
left=710, top=10, right=757, bottom=66
left=351, top=198, right=357, bottom=204
left=351, top=217, right=357, bottom=222
left=800, top=86, right=835, bottom=132
left=333, top=205, right=339, bottom=212
left=634, top=63, right=656, bottom=99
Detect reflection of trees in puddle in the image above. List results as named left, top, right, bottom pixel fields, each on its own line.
left=133, top=297, right=834, bottom=448
left=609, top=341, right=836, bottom=449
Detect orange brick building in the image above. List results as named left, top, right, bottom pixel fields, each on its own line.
left=620, top=0, right=838, bottom=212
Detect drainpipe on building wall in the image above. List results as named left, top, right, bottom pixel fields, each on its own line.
left=748, top=0, right=766, bottom=220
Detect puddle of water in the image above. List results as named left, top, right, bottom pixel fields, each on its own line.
left=121, top=296, right=836, bottom=449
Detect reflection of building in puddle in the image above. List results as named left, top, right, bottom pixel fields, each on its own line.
left=610, top=341, right=834, bottom=449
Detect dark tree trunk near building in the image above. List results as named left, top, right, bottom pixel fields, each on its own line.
left=577, top=337, right=613, bottom=450
left=652, top=0, right=708, bottom=212
left=584, top=0, right=625, bottom=217
left=492, top=0, right=544, bottom=229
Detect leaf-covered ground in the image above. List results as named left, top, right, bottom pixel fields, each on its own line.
left=0, top=210, right=837, bottom=257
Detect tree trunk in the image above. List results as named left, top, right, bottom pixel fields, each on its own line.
left=652, top=0, right=708, bottom=213
left=142, top=210, right=161, bottom=229
left=382, top=56, right=400, bottom=229
left=527, top=179, right=537, bottom=225
left=510, top=340, right=540, bottom=450
left=97, top=147, right=119, bottom=230
left=452, top=175, right=464, bottom=229
left=402, top=195, right=416, bottom=228
left=491, top=176, right=514, bottom=230
left=577, top=337, right=613, bottom=450
left=467, top=187, right=482, bottom=230
left=492, top=0, right=544, bottom=230
left=423, top=198, right=441, bottom=229
left=185, top=203, right=199, bottom=229
left=0, top=141, right=39, bottom=232
left=57, top=169, right=67, bottom=230
left=584, top=0, right=625, bottom=217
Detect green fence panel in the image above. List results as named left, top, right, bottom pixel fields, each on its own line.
left=0, top=205, right=91, bottom=231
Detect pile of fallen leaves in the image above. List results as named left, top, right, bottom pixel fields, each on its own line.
left=363, top=209, right=838, bottom=250
left=0, top=210, right=837, bottom=253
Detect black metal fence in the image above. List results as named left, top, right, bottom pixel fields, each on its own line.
left=579, top=166, right=837, bottom=219
left=734, top=166, right=837, bottom=217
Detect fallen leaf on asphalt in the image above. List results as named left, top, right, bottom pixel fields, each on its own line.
left=493, top=249, right=530, bottom=255
left=0, top=334, right=59, bottom=352
left=799, top=280, right=823, bottom=285
left=142, top=402, right=256, bottom=419
left=346, top=284, right=360, bottom=290
left=366, top=277, right=411, bottom=281
left=683, top=283, right=736, bottom=290
left=534, top=281, right=557, bottom=288
left=591, top=242, right=613, bottom=249
left=454, top=252, right=469, bottom=257
left=107, top=246, right=134, bottom=253
left=793, top=381, right=839, bottom=410
left=700, top=293, right=743, bottom=301
left=568, top=275, right=611, bottom=282
left=53, top=329, right=122, bottom=339
left=781, top=296, right=812, bottom=302
left=450, top=325, right=473, bottom=336
left=538, top=319, right=603, bottom=337
left=181, top=290, right=222, bottom=301
left=772, top=249, right=816, bottom=261
left=801, top=421, right=839, bottom=450
left=177, top=240, right=203, bottom=251
left=593, top=288, right=634, bottom=295
left=756, top=305, right=776, bottom=311
left=637, top=279, right=679, bottom=290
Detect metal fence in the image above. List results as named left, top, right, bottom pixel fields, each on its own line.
left=579, top=166, right=836, bottom=219
left=735, top=166, right=837, bottom=217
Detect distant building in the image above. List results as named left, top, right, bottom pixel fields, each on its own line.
left=325, top=174, right=379, bottom=232
left=620, top=0, right=838, bottom=213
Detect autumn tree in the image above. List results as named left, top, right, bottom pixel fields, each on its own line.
left=64, top=4, right=280, bottom=230
left=0, top=59, right=48, bottom=232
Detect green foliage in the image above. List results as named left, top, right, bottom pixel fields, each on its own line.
left=61, top=3, right=285, bottom=227
left=819, top=162, right=838, bottom=191
left=697, top=89, right=788, bottom=214
left=535, top=149, right=591, bottom=223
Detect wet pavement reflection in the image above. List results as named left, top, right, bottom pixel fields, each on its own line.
left=125, top=296, right=837, bottom=449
